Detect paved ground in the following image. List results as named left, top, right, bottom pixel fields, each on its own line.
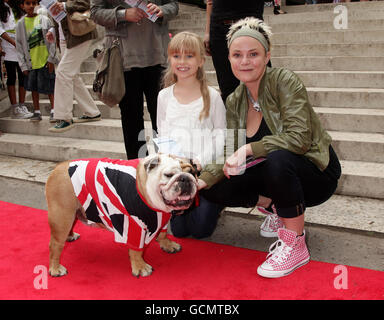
left=204, top=211, right=384, bottom=272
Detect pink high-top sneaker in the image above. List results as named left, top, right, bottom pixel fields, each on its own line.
left=257, top=228, right=310, bottom=278
left=258, top=205, right=284, bottom=238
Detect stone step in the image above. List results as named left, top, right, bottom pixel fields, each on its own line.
left=338, top=159, right=384, bottom=199
left=295, top=71, right=384, bottom=89
left=0, top=131, right=126, bottom=161
left=80, top=69, right=384, bottom=90
left=37, top=83, right=384, bottom=110
left=307, top=87, right=384, bottom=109
left=0, top=154, right=383, bottom=236
left=314, top=107, right=384, bottom=134
left=329, top=131, right=384, bottom=163
left=0, top=127, right=383, bottom=199
left=270, top=1, right=384, bottom=14
left=264, top=8, right=384, bottom=25
left=0, top=117, right=124, bottom=142
left=263, top=19, right=384, bottom=33
left=272, top=56, right=384, bottom=71
left=271, top=30, right=384, bottom=45
left=170, top=17, right=384, bottom=35
left=2, top=118, right=383, bottom=163
left=272, top=43, right=384, bottom=58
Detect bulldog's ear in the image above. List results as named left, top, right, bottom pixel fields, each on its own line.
left=189, top=159, right=199, bottom=177
left=144, top=155, right=161, bottom=173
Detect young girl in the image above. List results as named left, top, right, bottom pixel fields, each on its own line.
left=157, top=31, right=226, bottom=239
left=0, top=0, right=32, bottom=118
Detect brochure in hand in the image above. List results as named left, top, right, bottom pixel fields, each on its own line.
left=125, top=0, right=159, bottom=22
left=153, top=137, right=186, bottom=158
left=40, top=0, right=67, bottom=23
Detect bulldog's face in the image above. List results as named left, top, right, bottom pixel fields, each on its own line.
left=140, top=154, right=198, bottom=214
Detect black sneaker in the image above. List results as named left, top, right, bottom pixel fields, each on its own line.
left=29, top=112, right=42, bottom=122
left=48, top=120, right=74, bottom=133
left=73, top=113, right=101, bottom=123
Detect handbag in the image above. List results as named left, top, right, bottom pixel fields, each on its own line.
left=67, top=10, right=96, bottom=36
left=93, top=38, right=126, bottom=107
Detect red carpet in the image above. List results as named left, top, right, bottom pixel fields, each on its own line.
left=1, top=200, right=383, bottom=300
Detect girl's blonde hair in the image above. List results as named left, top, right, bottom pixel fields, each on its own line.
left=162, top=31, right=210, bottom=121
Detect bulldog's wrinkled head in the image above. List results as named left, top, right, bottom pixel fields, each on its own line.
left=137, top=154, right=198, bottom=214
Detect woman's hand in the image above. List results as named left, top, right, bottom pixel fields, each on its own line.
left=49, top=2, right=64, bottom=16
left=197, top=179, right=207, bottom=190
left=192, top=158, right=202, bottom=172
left=147, top=3, right=163, bottom=18
left=125, top=8, right=147, bottom=23
left=223, top=144, right=252, bottom=178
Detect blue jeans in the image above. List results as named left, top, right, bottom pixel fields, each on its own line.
left=170, top=195, right=224, bottom=239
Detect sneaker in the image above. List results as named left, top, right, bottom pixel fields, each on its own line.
left=257, top=228, right=310, bottom=278
left=49, top=112, right=56, bottom=123
left=48, top=120, right=74, bottom=133
left=11, top=105, right=33, bottom=119
left=258, top=205, right=284, bottom=238
left=73, top=113, right=101, bottom=123
left=29, top=112, right=42, bottom=122
left=19, top=105, right=34, bottom=118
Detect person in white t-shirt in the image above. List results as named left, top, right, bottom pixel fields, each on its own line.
left=157, top=31, right=226, bottom=239
left=0, top=0, right=32, bottom=119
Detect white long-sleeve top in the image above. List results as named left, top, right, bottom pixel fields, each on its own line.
left=157, top=84, right=226, bottom=167
left=0, top=3, right=18, bottom=62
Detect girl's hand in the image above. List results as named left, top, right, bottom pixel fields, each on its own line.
left=23, top=70, right=29, bottom=76
left=46, top=31, right=55, bottom=43
left=147, top=3, right=163, bottom=17
left=223, top=144, right=252, bottom=178
left=125, top=7, right=147, bottom=23
left=47, top=62, right=54, bottom=74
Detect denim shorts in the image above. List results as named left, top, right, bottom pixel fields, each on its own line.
left=24, top=65, right=55, bottom=94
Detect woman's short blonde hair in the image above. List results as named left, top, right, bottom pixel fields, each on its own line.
left=226, top=17, right=273, bottom=52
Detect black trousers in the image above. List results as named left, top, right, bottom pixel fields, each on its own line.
left=201, top=147, right=341, bottom=218
left=4, top=60, right=24, bottom=87
left=119, top=65, right=164, bottom=159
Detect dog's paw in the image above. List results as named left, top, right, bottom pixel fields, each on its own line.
left=159, top=239, right=182, bottom=254
left=49, top=264, right=68, bottom=277
left=131, top=262, right=153, bottom=278
left=66, top=232, right=80, bottom=242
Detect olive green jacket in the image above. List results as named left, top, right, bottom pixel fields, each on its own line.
left=199, top=67, right=333, bottom=189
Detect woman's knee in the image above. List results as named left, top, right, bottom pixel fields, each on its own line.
left=265, top=150, right=298, bottom=183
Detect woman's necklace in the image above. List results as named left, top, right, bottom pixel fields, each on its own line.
left=246, top=87, right=261, bottom=112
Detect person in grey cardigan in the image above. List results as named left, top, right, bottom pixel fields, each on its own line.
left=90, top=0, right=178, bottom=159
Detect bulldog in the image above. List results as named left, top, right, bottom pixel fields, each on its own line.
left=46, top=154, right=198, bottom=278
